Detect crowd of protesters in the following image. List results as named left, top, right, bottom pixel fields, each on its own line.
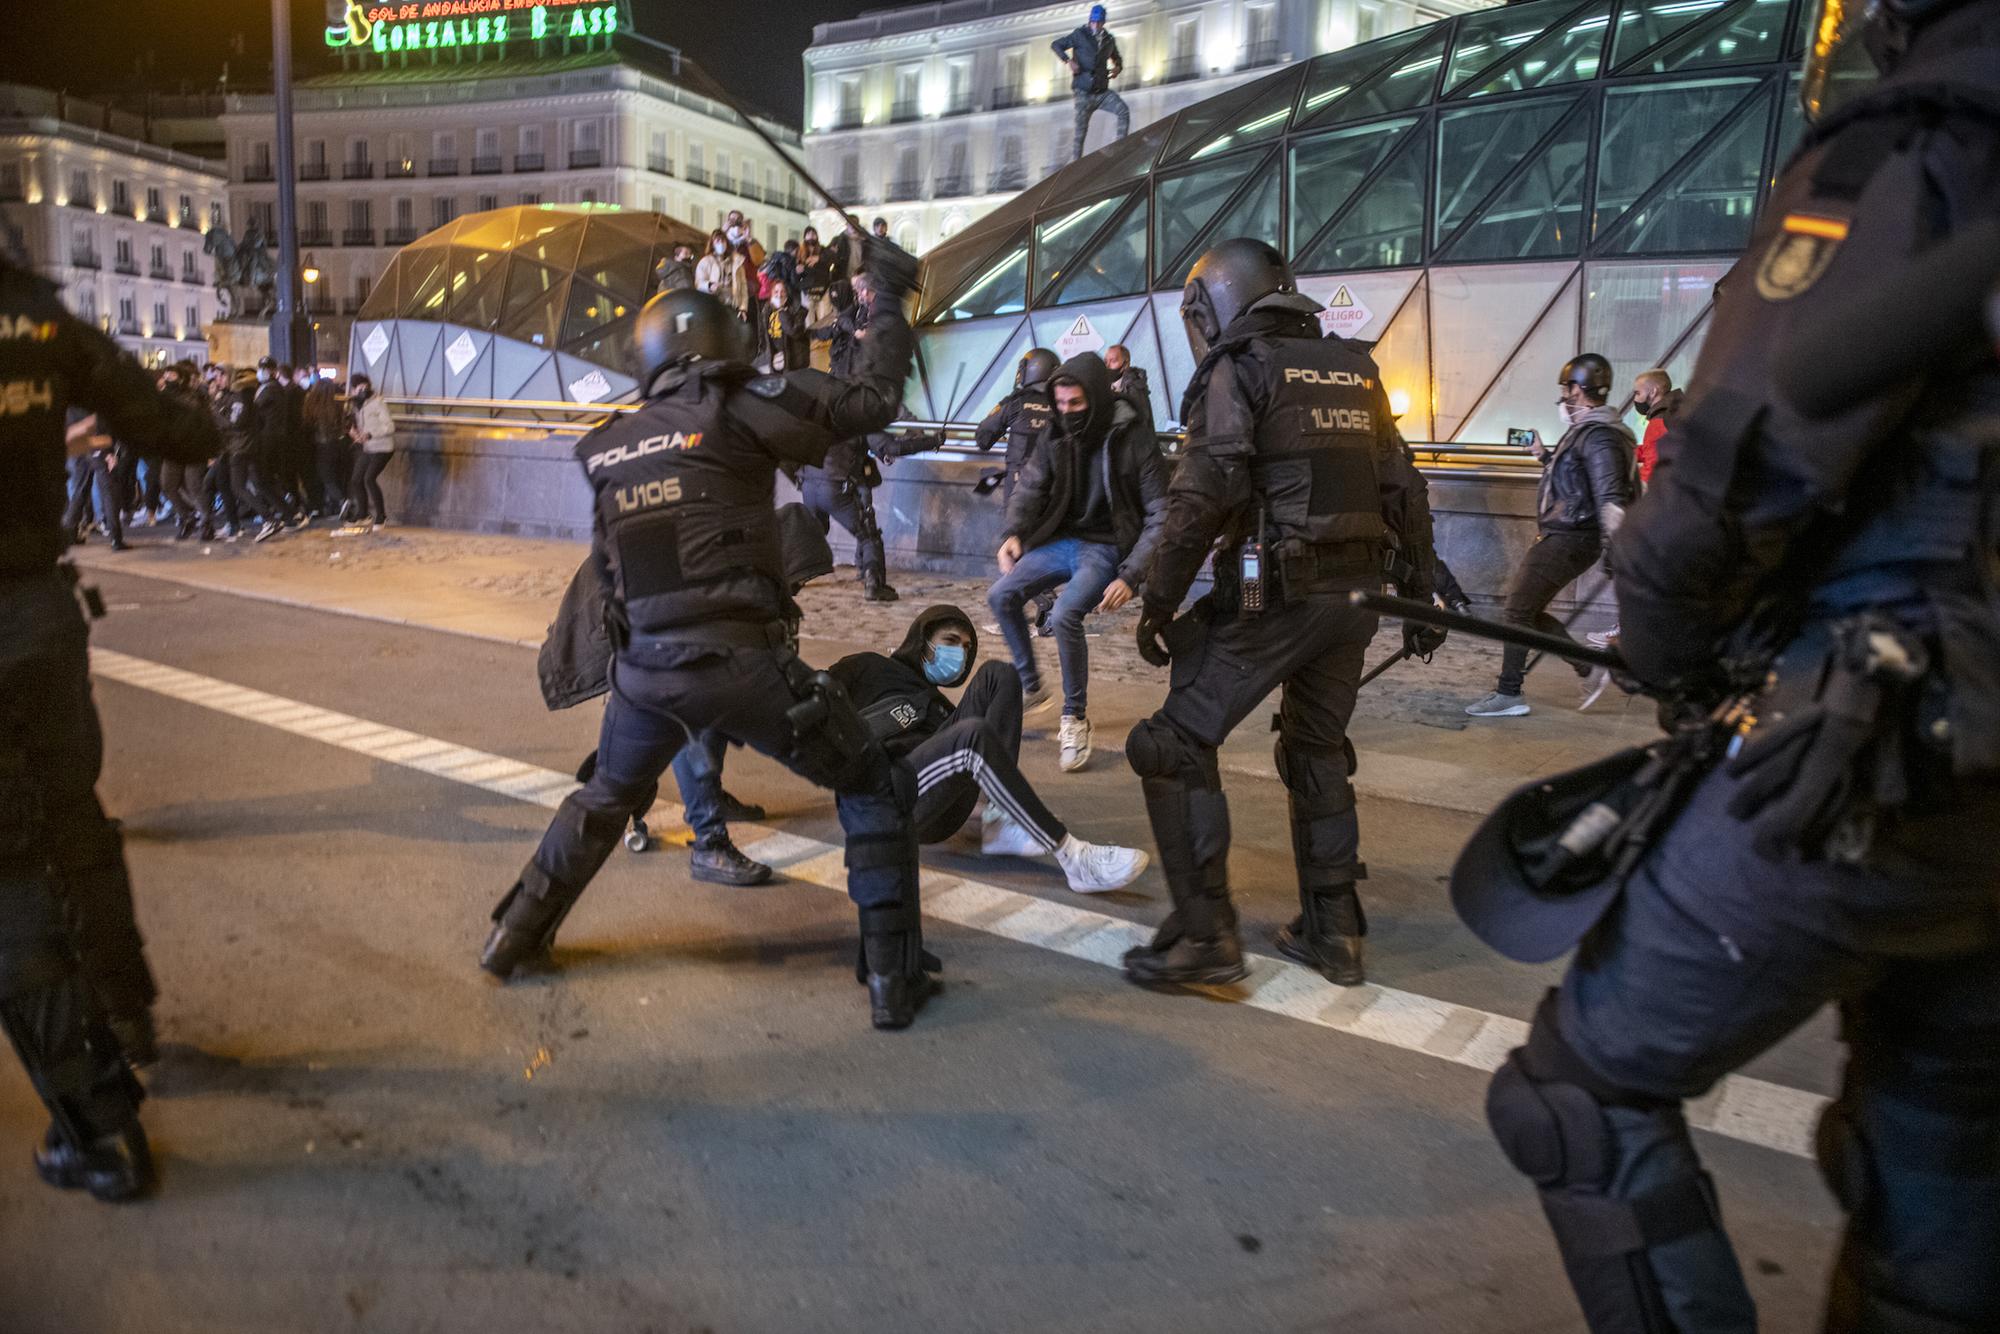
left=65, top=356, right=395, bottom=550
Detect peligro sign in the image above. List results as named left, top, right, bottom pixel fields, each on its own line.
left=325, top=0, right=620, bottom=53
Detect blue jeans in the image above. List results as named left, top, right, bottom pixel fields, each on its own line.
left=670, top=729, right=729, bottom=841
left=986, top=536, right=1119, bottom=718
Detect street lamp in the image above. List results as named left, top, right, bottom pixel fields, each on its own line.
left=269, top=0, right=315, bottom=369
left=301, top=254, right=322, bottom=286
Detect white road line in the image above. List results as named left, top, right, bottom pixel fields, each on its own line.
left=90, top=646, right=1826, bottom=1160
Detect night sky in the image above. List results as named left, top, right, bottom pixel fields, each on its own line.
left=0, top=0, right=882, bottom=124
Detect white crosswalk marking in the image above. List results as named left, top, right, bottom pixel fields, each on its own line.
left=90, top=646, right=1827, bottom=1159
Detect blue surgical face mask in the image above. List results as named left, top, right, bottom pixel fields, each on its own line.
left=924, top=644, right=967, bottom=685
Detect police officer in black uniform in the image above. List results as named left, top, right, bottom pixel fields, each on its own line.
left=1464, top=0, right=2000, bottom=1327
left=479, top=240, right=944, bottom=1029
left=1119, top=238, right=1442, bottom=990
left=802, top=273, right=899, bottom=603
left=0, top=249, right=220, bottom=1198
left=974, top=347, right=1058, bottom=501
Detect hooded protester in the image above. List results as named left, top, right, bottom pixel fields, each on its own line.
left=988, top=350, right=1168, bottom=772
left=826, top=604, right=1149, bottom=894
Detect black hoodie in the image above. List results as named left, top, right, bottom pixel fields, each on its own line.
left=827, top=604, right=978, bottom=756
left=1004, top=352, right=1168, bottom=585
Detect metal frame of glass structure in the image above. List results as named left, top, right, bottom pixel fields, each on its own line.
left=908, top=0, right=1813, bottom=441
left=348, top=204, right=707, bottom=404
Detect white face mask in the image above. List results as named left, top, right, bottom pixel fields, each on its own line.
left=726, top=226, right=744, bottom=243
left=257, top=369, right=271, bottom=383
left=713, top=241, right=727, bottom=256
left=1557, top=401, right=1581, bottom=427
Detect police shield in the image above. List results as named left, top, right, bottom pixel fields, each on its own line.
left=1449, top=744, right=1655, bottom=963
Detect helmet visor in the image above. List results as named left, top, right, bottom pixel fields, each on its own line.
left=1800, top=0, right=1882, bottom=123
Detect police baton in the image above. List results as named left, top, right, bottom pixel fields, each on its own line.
left=1348, top=591, right=1625, bottom=671
left=1358, top=647, right=1416, bottom=688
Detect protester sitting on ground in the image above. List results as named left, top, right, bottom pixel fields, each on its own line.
left=828, top=605, right=1149, bottom=894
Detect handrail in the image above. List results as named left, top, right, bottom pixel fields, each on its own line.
left=385, top=397, right=1543, bottom=477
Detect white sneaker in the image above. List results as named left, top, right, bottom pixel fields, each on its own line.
left=981, top=806, right=1047, bottom=858
left=1058, top=715, right=1091, bottom=772
left=1585, top=625, right=1621, bottom=650
left=1054, top=836, right=1148, bottom=894
left=1578, top=666, right=1613, bottom=712
left=1465, top=692, right=1531, bottom=717
left=1022, top=679, right=1055, bottom=716
left=253, top=519, right=283, bottom=543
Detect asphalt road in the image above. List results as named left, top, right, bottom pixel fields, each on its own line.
left=0, top=570, right=1844, bottom=1334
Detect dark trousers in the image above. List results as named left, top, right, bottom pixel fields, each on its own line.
left=908, top=661, right=1066, bottom=849
left=1496, top=530, right=1601, bottom=695
left=350, top=452, right=391, bottom=523
left=315, top=434, right=351, bottom=510
left=134, top=456, right=162, bottom=513
left=670, top=729, right=731, bottom=842
left=1525, top=734, right=2000, bottom=1331
left=800, top=464, right=886, bottom=584
left=160, top=461, right=210, bottom=535
left=226, top=451, right=285, bottom=527
left=495, top=645, right=916, bottom=942
left=62, top=456, right=123, bottom=546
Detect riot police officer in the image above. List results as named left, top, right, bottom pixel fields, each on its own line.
left=0, top=249, right=220, bottom=1198
left=973, top=347, right=1058, bottom=501
left=1120, top=238, right=1441, bottom=990
left=1461, top=0, right=2000, bottom=1327
left=478, top=240, right=944, bottom=1029
left=801, top=271, right=899, bottom=602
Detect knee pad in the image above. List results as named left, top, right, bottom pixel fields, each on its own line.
left=1272, top=732, right=1358, bottom=818
left=1127, top=715, right=1212, bottom=785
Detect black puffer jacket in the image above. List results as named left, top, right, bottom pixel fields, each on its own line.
left=827, top=604, right=977, bottom=756
left=1537, top=406, right=1637, bottom=544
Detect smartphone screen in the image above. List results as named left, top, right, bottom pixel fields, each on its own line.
left=1506, top=428, right=1533, bottom=448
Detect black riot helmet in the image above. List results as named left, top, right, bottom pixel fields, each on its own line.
left=1179, top=237, right=1321, bottom=362
left=1017, top=347, right=1059, bottom=389
left=1800, top=0, right=1985, bottom=121
left=1559, top=353, right=1614, bottom=403
left=635, top=288, right=751, bottom=384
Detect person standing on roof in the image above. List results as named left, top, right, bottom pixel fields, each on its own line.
left=1053, top=5, right=1129, bottom=161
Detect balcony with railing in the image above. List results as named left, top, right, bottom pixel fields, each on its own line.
left=0, top=183, right=22, bottom=203
left=428, top=158, right=460, bottom=177
left=889, top=99, right=922, bottom=124
left=1239, top=40, right=1281, bottom=69
left=342, top=296, right=367, bottom=315
left=342, top=227, right=377, bottom=246
left=181, top=266, right=203, bottom=285
left=149, top=263, right=174, bottom=281
left=471, top=154, right=504, bottom=175
left=942, top=93, right=974, bottom=118
left=1163, top=54, right=1203, bottom=84
left=178, top=215, right=201, bottom=230
left=513, top=152, right=544, bottom=172
left=384, top=226, right=420, bottom=246
left=933, top=174, right=971, bottom=199
left=386, top=159, right=416, bottom=179
left=113, top=256, right=140, bottom=276
left=646, top=153, right=673, bottom=175
left=300, top=162, right=330, bottom=181
left=300, top=228, right=334, bottom=247
left=988, top=165, right=1027, bottom=193
left=885, top=176, right=925, bottom=202
left=737, top=182, right=762, bottom=205
left=991, top=84, right=1025, bottom=111
left=828, top=107, right=864, bottom=131
left=568, top=148, right=602, bottom=169
left=684, top=165, right=710, bottom=187
left=342, top=159, right=375, bottom=180
left=244, top=163, right=275, bottom=183
left=70, top=250, right=101, bottom=270
left=65, top=193, right=97, bottom=210
left=117, top=320, right=141, bottom=336
left=785, top=191, right=809, bottom=213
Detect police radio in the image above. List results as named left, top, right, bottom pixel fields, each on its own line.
left=1240, top=506, right=1266, bottom=614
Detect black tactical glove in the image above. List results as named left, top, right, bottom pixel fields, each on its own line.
left=1403, top=622, right=1447, bottom=659
left=1136, top=600, right=1176, bottom=668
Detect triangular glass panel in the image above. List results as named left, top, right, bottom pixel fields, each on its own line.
left=947, top=318, right=1034, bottom=423
left=508, top=353, right=561, bottom=404
left=1439, top=104, right=1589, bottom=262
left=1629, top=0, right=1791, bottom=73
left=1028, top=295, right=1151, bottom=358
left=560, top=280, right=635, bottom=346
left=572, top=220, right=654, bottom=299
left=1773, top=72, right=1809, bottom=180
left=1295, top=269, right=1422, bottom=341
left=1787, top=0, right=1814, bottom=57
left=1582, top=258, right=1733, bottom=379
left=446, top=244, right=506, bottom=312
left=1160, top=68, right=1290, bottom=166
left=1317, top=27, right=1451, bottom=127
left=1367, top=275, right=1432, bottom=440
left=414, top=327, right=448, bottom=397
left=1171, top=64, right=1307, bottom=167
left=1454, top=269, right=1582, bottom=444
left=1295, top=28, right=1428, bottom=130
left=1428, top=261, right=1579, bottom=439
left=373, top=327, right=405, bottom=396
left=350, top=321, right=393, bottom=373
left=1607, top=88, right=1773, bottom=255
left=1041, top=120, right=1175, bottom=207
left=394, top=248, right=447, bottom=319
left=445, top=330, right=495, bottom=399
left=451, top=208, right=521, bottom=253
left=1296, top=128, right=1430, bottom=274
left=1456, top=0, right=1612, bottom=99
left=1661, top=305, right=1713, bottom=392
left=933, top=227, right=1030, bottom=323
left=1112, top=303, right=1174, bottom=428
left=909, top=316, right=1025, bottom=419
left=1290, top=118, right=1418, bottom=263
left=447, top=260, right=512, bottom=330
left=1613, top=0, right=1734, bottom=68
left=506, top=281, right=568, bottom=350
left=1435, top=95, right=1578, bottom=250
left=1035, top=193, right=1129, bottom=298
left=918, top=228, right=1023, bottom=324
left=501, top=260, right=563, bottom=322
left=1153, top=152, right=1265, bottom=286
left=563, top=311, right=639, bottom=374
left=1047, top=196, right=1152, bottom=305
left=407, top=253, right=455, bottom=321
left=357, top=259, right=400, bottom=321
left=1445, top=0, right=1584, bottom=95
left=513, top=215, right=585, bottom=270
left=1150, top=292, right=1199, bottom=426
left=1158, top=162, right=1281, bottom=290
left=1594, top=78, right=1762, bottom=240
left=554, top=352, right=632, bottom=406
left=491, top=336, right=552, bottom=400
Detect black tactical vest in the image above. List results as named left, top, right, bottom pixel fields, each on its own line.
left=578, top=370, right=787, bottom=636
left=1010, top=390, right=1053, bottom=458
left=1248, top=335, right=1388, bottom=555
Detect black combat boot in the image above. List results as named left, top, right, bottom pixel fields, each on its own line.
left=1123, top=882, right=1247, bottom=988
left=108, top=1009, right=159, bottom=1070
left=863, top=575, right=900, bottom=603
left=689, top=833, right=773, bottom=886
left=858, top=904, right=939, bottom=1030
left=478, top=882, right=569, bottom=981
left=35, top=1121, right=155, bottom=1203
left=1274, top=883, right=1367, bottom=986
